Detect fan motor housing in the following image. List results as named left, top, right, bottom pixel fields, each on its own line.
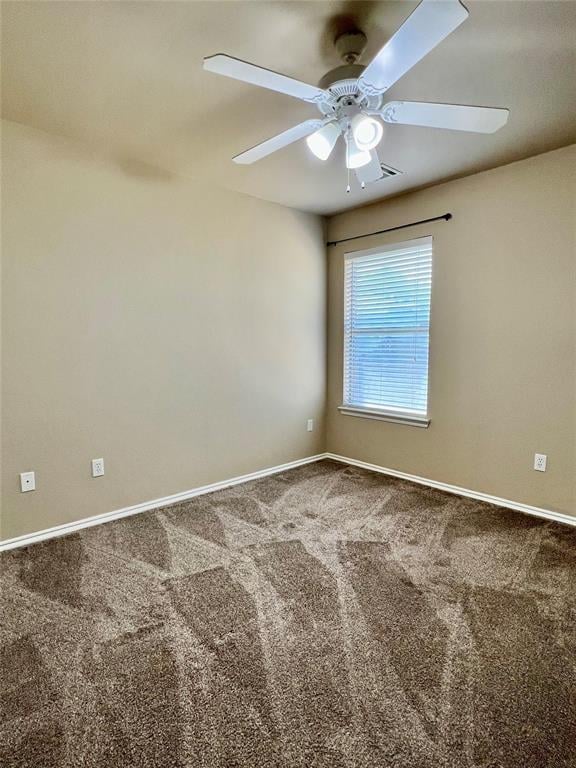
left=318, top=64, right=364, bottom=91
left=316, top=67, right=382, bottom=118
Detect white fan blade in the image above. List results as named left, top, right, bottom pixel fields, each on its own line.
left=204, top=54, right=326, bottom=104
left=382, top=101, right=509, bottom=133
left=233, top=120, right=323, bottom=164
left=355, top=150, right=385, bottom=185
left=359, top=0, right=469, bottom=96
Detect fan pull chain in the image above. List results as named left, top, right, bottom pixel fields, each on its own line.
left=346, top=135, right=351, bottom=193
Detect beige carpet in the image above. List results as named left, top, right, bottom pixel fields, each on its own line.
left=1, top=459, right=575, bottom=767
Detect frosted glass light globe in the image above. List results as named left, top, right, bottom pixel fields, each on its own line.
left=351, top=114, right=384, bottom=151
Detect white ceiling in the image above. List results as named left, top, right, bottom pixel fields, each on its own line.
left=2, top=1, right=575, bottom=215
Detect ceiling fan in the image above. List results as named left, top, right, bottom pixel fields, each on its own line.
left=203, top=0, right=509, bottom=190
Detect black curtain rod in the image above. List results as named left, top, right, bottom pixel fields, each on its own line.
left=326, top=213, right=452, bottom=247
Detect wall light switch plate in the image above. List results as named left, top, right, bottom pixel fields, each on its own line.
left=534, top=453, right=547, bottom=472
left=307, top=419, right=314, bottom=432
left=20, top=471, right=36, bottom=492
left=92, top=458, right=105, bottom=477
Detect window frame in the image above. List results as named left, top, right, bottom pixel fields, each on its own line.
left=339, top=236, right=432, bottom=428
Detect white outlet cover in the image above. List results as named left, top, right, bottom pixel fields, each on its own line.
left=307, top=419, right=314, bottom=432
left=20, top=471, right=36, bottom=492
left=534, top=453, right=547, bottom=472
left=92, top=458, right=105, bottom=477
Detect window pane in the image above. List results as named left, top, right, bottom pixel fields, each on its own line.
left=344, top=237, right=432, bottom=416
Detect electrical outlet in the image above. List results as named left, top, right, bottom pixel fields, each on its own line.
left=534, top=453, right=547, bottom=472
left=20, top=471, right=36, bottom=492
left=92, top=458, right=105, bottom=477
left=307, top=419, right=314, bottom=432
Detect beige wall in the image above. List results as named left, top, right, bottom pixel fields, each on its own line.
left=327, top=145, right=576, bottom=517
left=2, top=121, right=574, bottom=542
left=1, top=120, right=326, bottom=541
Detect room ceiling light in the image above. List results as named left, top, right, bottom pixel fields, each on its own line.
left=351, top=114, right=384, bottom=151
left=306, top=121, right=340, bottom=160
left=345, top=136, right=371, bottom=169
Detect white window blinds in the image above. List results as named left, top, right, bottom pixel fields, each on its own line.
left=343, top=236, right=432, bottom=420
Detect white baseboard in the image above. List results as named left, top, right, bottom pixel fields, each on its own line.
left=325, top=453, right=576, bottom=528
left=0, top=454, right=326, bottom=552
left=2, top=451, right=573, bottom=552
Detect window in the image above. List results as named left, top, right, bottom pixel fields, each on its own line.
left=340, top=236, right=432, bottom=427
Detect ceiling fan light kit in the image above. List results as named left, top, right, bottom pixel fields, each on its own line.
left=351, top=114, right=384, bottom=152
left=346, top=135, right=372, bottom=170
left=203, top=0, right=509, bottom=192
left=306, top=121, right=340, bottom=161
